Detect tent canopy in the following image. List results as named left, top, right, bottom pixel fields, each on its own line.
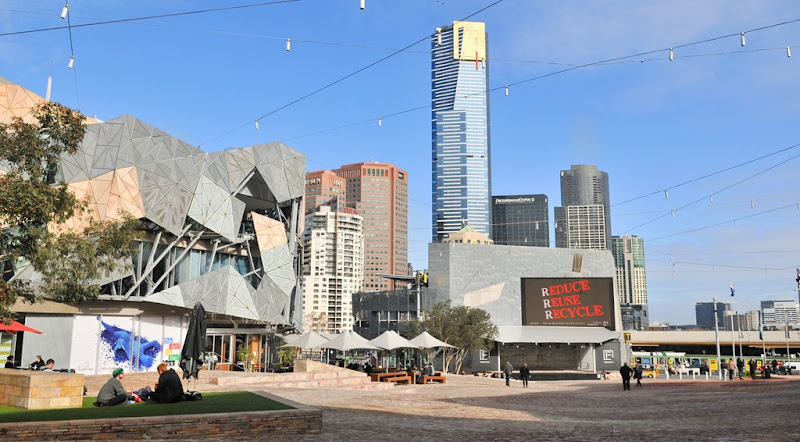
left=369, top=330, right=419, bottom=350
left=408, top=331, right=455, bottom=349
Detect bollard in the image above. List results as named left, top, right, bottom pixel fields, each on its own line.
left=692, top=372, right=696, bottom=380
left=679, top=372, right=683, bottom=380
left=706, top=372, right=709, bottom=380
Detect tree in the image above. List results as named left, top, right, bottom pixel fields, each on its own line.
left=0, top=102, right=139, bottom=322
left=404, top=300, right=498, bottom=373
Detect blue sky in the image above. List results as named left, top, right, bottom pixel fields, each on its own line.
left=2, top=0, right=799, bottom=324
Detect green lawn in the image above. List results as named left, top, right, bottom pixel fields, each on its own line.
left=0, top=392, right=293, bottom=423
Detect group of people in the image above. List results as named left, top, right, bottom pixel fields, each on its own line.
left=3, top=355, right=55, bottom=371
left=502, top=361, right=532, bottom=387
left=96, top=363, right=185, bottom=407
left=619, top=363, right=644, bottom=390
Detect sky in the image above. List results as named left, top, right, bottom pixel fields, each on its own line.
left=2, top=0, right=799, bottom=324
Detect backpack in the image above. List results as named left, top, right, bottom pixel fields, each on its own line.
left=183, top=391, right=202, bottom=401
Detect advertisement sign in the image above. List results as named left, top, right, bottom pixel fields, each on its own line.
left=521, top=277, right=615, bottom=328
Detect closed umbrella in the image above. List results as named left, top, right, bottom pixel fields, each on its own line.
left=180, top=303, right=207, bottom=386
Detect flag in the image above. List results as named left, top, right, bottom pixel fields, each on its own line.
left=729, top=281, right=735, bottom=297
left=758, top=311, right=764, bottom=340
left=786, top=311, right=791, bottom=339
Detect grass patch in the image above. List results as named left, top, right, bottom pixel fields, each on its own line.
left=0, top=392, right=293, bottom=423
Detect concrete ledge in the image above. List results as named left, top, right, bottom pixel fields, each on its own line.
left=0, top=369, right=84, bottom=409
left=0, top=391, right=322, bottom=440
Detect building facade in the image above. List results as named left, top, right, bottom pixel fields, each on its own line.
left=554, top=165, right=611, bottom=250
left=761, top=300, right=799, bottom=328
left=300, top=206, right=364, bottom=332
left=431, top=21, right=492, bottom=242
left=612, top=235, right=648, bottom=329
left=695, top=302, right=731, bottom=329
left=491, top=194, right=549, bottom=247
left=335, top=163, right=408, bottom=291
left=304, top=170, right=347, bottom=214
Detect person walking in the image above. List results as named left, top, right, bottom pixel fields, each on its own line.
left=519, top=363, right=530, bottom=388
left=748, top=359, right=757, bottom=380
left=727, top=359, right=736, bottom=381
left=503, top=361, right=513, bottom=387
left=736, top=358, right=745, bottom=380
left=620, top=363, right=633, bottom=391
left=634, top=364, right=643, bottom=387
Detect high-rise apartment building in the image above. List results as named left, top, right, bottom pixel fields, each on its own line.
left=431, top=21, right=492, bottom=242
left=335, top=163, right=409, bottom=291
left=760, top=300, right=799, bottom=327
left=612, top=235, right=648, bottom=330
left=492, top=195, right=549, bottom=247
left=554, top=165, right=611, bottom=250
left=695, top=302, right=730, bottom=329
left=300, top=206, right=363, bottom=332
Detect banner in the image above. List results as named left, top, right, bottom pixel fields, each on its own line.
left=521, top=277, right=615, bottom=328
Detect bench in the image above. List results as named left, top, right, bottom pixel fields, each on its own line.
left=370, top=372, right=406, bottom=382
left=419, top=375, right=446, bottom=384
left=383, top=375, right=412, bottom=384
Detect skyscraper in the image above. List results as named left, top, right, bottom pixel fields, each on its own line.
left=431, top=21, right=492, bottom=242
left=304, top=170, right=346, bottom=214
left=335, top=162, right=409, bottom=291
left=695, top=302, right=730, bottom=329
left=491, top=194, right=549, bottom=247
left=612, top=235, right=648, bottom=330
left=554, top=165, right=611, bottom=250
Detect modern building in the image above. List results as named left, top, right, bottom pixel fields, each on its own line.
left=442, top=225, right=493, bottom=244
left=554, top=165, right=611, bottom=250
left=431, top=21, right=492, bottom=242
left=695, top=302, right=731, bottom=329
left=304, top=170, right=347, bottom=214
left=426, top=242, right=622, bottom=373
left=335, top=162, right=408, bottom=291
left=612, top=235, right=648, bottom=329
left=491, top=194, right=549, bottom=247
left=300, top=206, right=364, bottom=332
left=761, top=300, right=799, bottom=328
left=352, top=286, right=425, bottom=340
left=2, top=76, right=307, bottom=373
left=725, top=310, right=760, bottom=331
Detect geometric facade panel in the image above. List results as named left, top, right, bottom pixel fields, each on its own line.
left=252, top=212, right=288, bottom=252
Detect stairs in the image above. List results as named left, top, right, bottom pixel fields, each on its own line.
left=205, top=360, right=394, bottom=390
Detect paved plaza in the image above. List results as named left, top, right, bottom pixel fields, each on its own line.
left=84, top=371, right=800, bottom=441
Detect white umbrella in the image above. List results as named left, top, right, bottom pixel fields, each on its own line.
left=316, top=331, right=380, bottom=351
left=409, top=331, right=456, bottom=349
left=369, top=330, right=420, bottom=350
left=278, top=331, right=329, bottom=349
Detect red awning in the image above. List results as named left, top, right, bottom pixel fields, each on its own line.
left=0, top=321, right=43, bottom=334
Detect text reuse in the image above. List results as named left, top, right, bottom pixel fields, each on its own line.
left=521, top=277, right=614, bottom=328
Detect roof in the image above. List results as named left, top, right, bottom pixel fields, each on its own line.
left=629, top=330, right=800, bottom=347
left=496, top=326, right=620, bottom=344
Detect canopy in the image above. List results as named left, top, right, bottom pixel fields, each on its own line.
left=180, top=303, right=207, bottom=380
left=409, top=331, right=455, bottom=349
left=369, top=330, right=420, bottom=350
left=278, top=331, right=329, bottom=349
left=318, top=331, right=380, bottom=351
left=496, top=326, right=620, bottom=345
left=0, top=321, right=43, bottom=334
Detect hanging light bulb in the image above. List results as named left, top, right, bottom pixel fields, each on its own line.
left=67, top=55, right=74, bottom=69
left=750, top=200, right=754, bottom=209
left=671, top=210, right=675, bottom=218
left=709, top=194, right=713, bottom=203
left=481, top=59, right=486, bottom=69
left=669, top=48, right=674, bottom=61
left=504, top=85, right=509, bottom=96
left=788, top=47, right=792, bottom=58
left=740, top=32, right=746, bottom=47
left=436, top=28, right=442, bottom=45
left=255, top=119, right=259, bottom=130
left=664, top=189, right=669, bottom=199
left=535, top=222, right=539, bottom=230
left=733, top=220, right=737, bottom=227
left=286, top=39, right=291, bottom=51
left=60, top=2, right=69, bottom=19
left=360, top=0, right=365, bottom=10
left=378, top=117, right=382, bottom=127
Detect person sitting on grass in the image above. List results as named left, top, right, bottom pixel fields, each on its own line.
left=96, top=368, right=139, bottom=406
left=148, top=363, right=184, bottom=403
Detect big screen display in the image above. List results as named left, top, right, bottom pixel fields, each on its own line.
left=521, top=277, right=615, bottom=328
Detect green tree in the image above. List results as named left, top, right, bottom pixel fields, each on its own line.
left=0, top=102, right=139, bottom=322
left=404, top=300, right=498, bottom=373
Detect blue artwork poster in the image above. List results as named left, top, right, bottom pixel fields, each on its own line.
left=98, top=317, right=162, bottom=371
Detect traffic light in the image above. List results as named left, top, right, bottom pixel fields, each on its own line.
left=421, top=272, right=428, bottom=287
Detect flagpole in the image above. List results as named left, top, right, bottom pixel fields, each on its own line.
left=786, top=310, right=791, bottom=365
left=713, top=297, right=722, bottom=380
left=737, top=311, right=743, bottom=360
left=759, top=311, right=766, bottom=365
left=729, top=283, right=736, bottom=378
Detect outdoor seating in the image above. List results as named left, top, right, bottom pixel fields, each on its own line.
left=419, top=375, right=446, bottom=384
left=383, top=375, right=412, bottom=384
left=370, top=371, right=406, bottom=382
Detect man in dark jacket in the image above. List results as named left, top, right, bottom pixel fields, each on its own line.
left=519, top=363, right=531, bottom=388
left=619, top=363, right=633, bottom=391
left=149, top=363, right=184, bottom=403
left=748, top=359, right=757, bottom=380
left=503, top=361, right=513, bottom=387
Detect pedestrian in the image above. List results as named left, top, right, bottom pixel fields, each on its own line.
left=727, top=359, right=736, bottom=381
left=634, top=364, right=643, bottom=387
left=619, top=363, right=633, bottom=391
left=748, top=359, right=757, bottom=380
left=503, top=361, right=513, bottom=387
left=519, top=363, right=530, bottom=388
left=736, top=358, right=744, bottom=380
left=4, top=355, right=14, bottom=368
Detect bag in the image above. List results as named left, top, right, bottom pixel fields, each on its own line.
left=183, top=391, right=202, bottom=401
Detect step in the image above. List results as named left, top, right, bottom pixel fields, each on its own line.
left=207, top=371, right=371, bottom=386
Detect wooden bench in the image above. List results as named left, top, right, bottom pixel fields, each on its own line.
left=370, top=371, right=406, bottom=382
left=419, top=375, right=446, bottom=384
left=383, top=375, right=412, bottom=384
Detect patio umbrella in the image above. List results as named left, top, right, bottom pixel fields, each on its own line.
left=317, top=331, right=380, bottom=351
left=180, top=303, right=207, bottom=384
left=369, top=330, right=420, bottom=351
left=408, top=331, right=455, bottom=349
left=0, top=321, right=44, bottom=334
left=278, top=331, right=329, bottom=350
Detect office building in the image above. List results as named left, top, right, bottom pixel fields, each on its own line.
left=725, top=310, right=759, bottom=331
left=695, top=302, right=731, bottom=329
left=554, top=165, right=611, bottom=250
left=761, top=300, right=799, bottom=327
left=304, top=170, right=347, bottom=214
left=335, top=162, right=409, bottom=291
left=300, top=206, right=364, bottom=332
left=431, top=21, right=492, bottom=242
left=492, top=195, right=549, bottom=247
left=612, top=235, right=648, bottom=330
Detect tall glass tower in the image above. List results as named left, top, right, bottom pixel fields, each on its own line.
left=431, top=21, right=492, bottom=242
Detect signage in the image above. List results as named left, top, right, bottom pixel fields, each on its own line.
left=305, top=177, right=321, bottom=186
left=521, top=277, right=615, bottom=328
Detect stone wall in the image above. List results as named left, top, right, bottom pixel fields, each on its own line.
left=0, top=369, right=84, bottom=409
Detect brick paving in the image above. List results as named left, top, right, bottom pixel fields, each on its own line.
left=81, top=370, right=800, bottom=441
